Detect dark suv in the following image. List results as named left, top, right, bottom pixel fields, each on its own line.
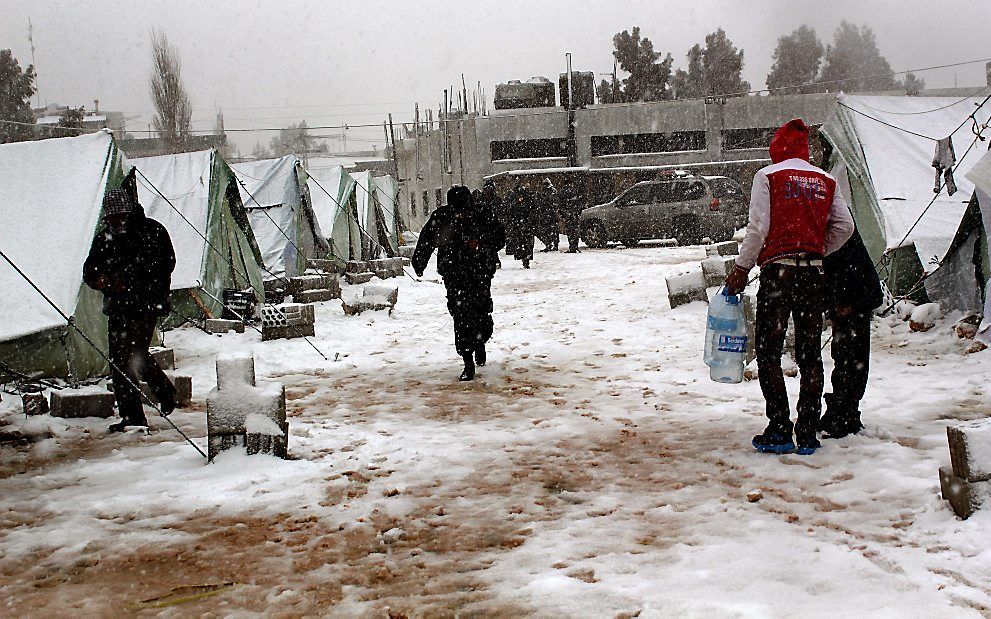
left=580, top=175, right=748, bottom=248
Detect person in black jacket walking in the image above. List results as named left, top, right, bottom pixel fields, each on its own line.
left=413, top=185, right=507, bottom=381
left=820, top=228, right=883, bottom=438
left=503, top=183, right=536, bottom=268
left=84, top=188, right=177, bottom=432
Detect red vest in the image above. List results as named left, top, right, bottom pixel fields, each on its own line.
left=758, top=164, right=836, bottom=265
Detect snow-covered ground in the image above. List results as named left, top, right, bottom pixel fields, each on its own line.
left=2, top=241, right=991, bottom=616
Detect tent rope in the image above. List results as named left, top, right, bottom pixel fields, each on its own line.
left=0, top=246, right=208, bottom=458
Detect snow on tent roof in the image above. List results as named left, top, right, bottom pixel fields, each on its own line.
left=0, top=132, right=116, bottom=341
left=305, top=164, right=356, bottom=263
left=132, top=150, right=213, bottom=290
left=824, top=93, right=991, bottom=269
left=232, top=156, right=300, bottom=210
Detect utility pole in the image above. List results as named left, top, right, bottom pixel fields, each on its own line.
left=28, top=17, right=39, bottom=108
left=565, top=53, right=578, bottom=167
left=387, top=113, right=400, bottom=181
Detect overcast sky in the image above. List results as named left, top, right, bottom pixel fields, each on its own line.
left=3, top=0, right=989, bottom=154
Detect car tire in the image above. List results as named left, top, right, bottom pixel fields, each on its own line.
left=621, top=239, right=641, bottom=248
left=582, top=221, right=609, bottom=248
left=672, top=216, right=703, bottom=246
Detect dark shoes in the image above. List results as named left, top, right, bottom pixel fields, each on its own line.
left=795, top=435, right=821, bottom=456
left=820, top=394, right=864, bottom=439
left=109, top=418, right=148, bottom=433
left=523, top=260, right=531, bottom=269
left=566, top=249, right=581, bottom=253
left=474, top=345, right=486, bottom=366
left=752, top=429, right=796, bottom=454
left=459, top=353, right=475, bottom=381
left=159, top=392, right=177, bottom=418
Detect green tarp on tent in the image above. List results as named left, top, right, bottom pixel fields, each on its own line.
left=305, top=164, right=359, bottom=267
left=0, top=132, right=126, bottom=380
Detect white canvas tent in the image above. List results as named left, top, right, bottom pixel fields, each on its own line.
left=132, top=150, right=265, bottom=323
left=232, top=156, right=328, bottom=279
left=822, top=93, right=991, bottom=295
left=0, top=132, right=126, bottom=378
left=305, top=164, right=359, bottom=267
left=965, top=149, right=991, bottom=344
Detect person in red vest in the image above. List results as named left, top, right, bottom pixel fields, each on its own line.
left=725, top=119, right=854, bottom=456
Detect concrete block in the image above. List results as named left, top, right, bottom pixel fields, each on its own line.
left=307, top=258, right=342, bottom=274
left=743, top=293, right=756, bottom=365
left=216, top=355, right=256, bottom=390
left=940, top=466, right=991, bottom=519
left=263, top=278, right=289, bottom=296
left=666, top=271, right=708, bottom=309
left=149, top=347, right=175, bottom=371
left=245, top=413, right=288, bottom=458
left=262, top=323, right=316, bottom=341
left=293, top=288, right=341, bottom=303
left=399, top=245, right=416, bottom=258
left=374, top=269, right=393, bottom=280
left=706, top=241, right=739, bottom=256
left=363, top=284, right=399, bottom=308
left=702, top=256, right=736, bottom=288
left=261, top=303, right=315, bottom=328
left=105, top=373, right=193, bottom=408
left=288, top=273, right=338, bottom=295
left=345, top=272, right=375, bottom=285
left=388, top=257, right=405, bottom=277
left=207, top=381, right=287, bottom=461
left=22, top=392, right=49, bottom=416
left=948, top=421, right=991, bottom=482
left=346, top=260, right=369, bottom=274
left=51, top=389, right=116, bottom=419
left=401, top=257, right=412, bottom=267
left=204, top=318, right=245, bottom=334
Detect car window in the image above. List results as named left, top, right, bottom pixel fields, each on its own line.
left=653, top=182, right=681, bottom=203
left=710, top=178, right=745, bottom=199
left=619, top=185, right=652, bottom=205
left=683, top=182, right=707, bottom=201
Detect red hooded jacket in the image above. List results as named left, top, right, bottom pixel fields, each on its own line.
left=736, top=119, right=854, bottom=269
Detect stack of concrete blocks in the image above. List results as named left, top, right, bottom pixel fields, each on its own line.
left=50, top=387, right=116, bottom=419
left=287, top=273, right=341, bottom=303
left=368, top=257, right=405, bottom=280
left=342, top=284, right=400, bottom=316
left=666, top=271, right=709, bottom=309
left=399, top=244, right=416, bottom=259
left=103, top=347, right=193, bottom=407
left=261, top=302, right=316, bottom=341
left=940, top=420, right=991, bottom=519
left=345, top=260, right=374, bottom=285
left=206, top=354, right=288, bottom=461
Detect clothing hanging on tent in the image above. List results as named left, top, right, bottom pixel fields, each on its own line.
left=932, top=136, right=958, bottom=196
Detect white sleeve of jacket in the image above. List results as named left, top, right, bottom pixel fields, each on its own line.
left=736, top=171, right=770, bottom=271
left=824, top=187, right=855, bottom=256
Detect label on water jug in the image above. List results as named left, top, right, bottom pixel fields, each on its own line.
left=717, top=334, right=747, bottom=354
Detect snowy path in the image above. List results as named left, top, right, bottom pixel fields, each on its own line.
left=2, top=244, right=991, bottom=616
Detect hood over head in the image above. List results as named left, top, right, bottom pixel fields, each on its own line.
left=769, top=118, right=810, bottom=163
left=447, top=185, right=473, bottom=211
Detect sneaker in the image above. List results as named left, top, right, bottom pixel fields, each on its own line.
left=819, top=414, right=849, bottom=439
left=459, top=366, right=475, bottom=381
left=158, top=393, right=177, bottom=418
left=474, top=345, right=486, bottom=367
left=109, top=418, right=148, bottom=433
left=752, top=430, right=795, bottom=454
left=795, top=436, right=821, bottom=456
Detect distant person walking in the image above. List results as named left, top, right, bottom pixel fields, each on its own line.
left=558, top=179, right=584, bottom=253
left=820, top=228, right=882, bottom=439
left=413, top=186, right=506, bottom=381
left=504, top=183, right=536, bottom=268
left=535, top=178, right=561, bottom=252
left=725, top=119, right=854, bottom=455
left=84, top=188, right=178, bottom=432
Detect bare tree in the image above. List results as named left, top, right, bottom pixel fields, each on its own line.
left=149, top=29, right=192, bottom=153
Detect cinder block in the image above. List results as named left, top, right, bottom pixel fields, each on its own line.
left=399, top=245, right=415, bottom=259
left=401, top=257, right=412, bottom=267
left=307, top=258, right=342, bottom=274
left=346, top=260, right=369, bottom=274
left=388, top=257, right=405, bottom=277
left=363, top=284, right=399, bottom=308
left=948, top=422, right=991, bottom=482
left=261, top=303, right=315, bottom=328
left=262, top=324, right=316, bottom=341
left=22, top=392, right=49, bottom=416
left=149, top=347, right=175, bottom=371
left=706, top=241, right=740, bottom=256
left=743, top=293, right=756, bottom=364
left=204, top=319, right=245, bottom=334
left=263, top=278, right=289, bottom=296
left=51, top=389, right=116, bottom=419
left=216, top=355, right=256, bottom=390
left=288, top=274, right=338, bottom=295
left=246, top=431, right=289, bottom=458
left=345, top=272, right=375, bottom=285
left=293, top=288, right=340, bottom=303
left=374, top=269, right=393, bottom=280
left=940, top=466, right=991, bottom=519
left=666, top=271, right=708, bottom=309
left=207, top=380, right=287, bottom=461
left=702, top=256, right=736, bottom=288
left=105, top=373, right=193, bottom=408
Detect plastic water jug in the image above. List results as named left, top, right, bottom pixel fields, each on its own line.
left=704, top=288, right=747, bottom=384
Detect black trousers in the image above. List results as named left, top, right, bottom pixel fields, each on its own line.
left=537, top=220, right=559, bottom=250
left=108, top=312, right=176, bottom=424
left=562, top=216, right=580, bottom=251
left=829, top=311, right=872, bottom=412
left=755, top=264, right=825, bottom=438
left=445, top=276, right=495, bottom=357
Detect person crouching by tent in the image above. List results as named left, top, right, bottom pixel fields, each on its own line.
left=413, top=185, right=506, bottom=381
left=725, top=118, right=854, bottom=456
left=820, top=228, right=882, bottom=439
left=83, top=188, right=178, bottom=432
